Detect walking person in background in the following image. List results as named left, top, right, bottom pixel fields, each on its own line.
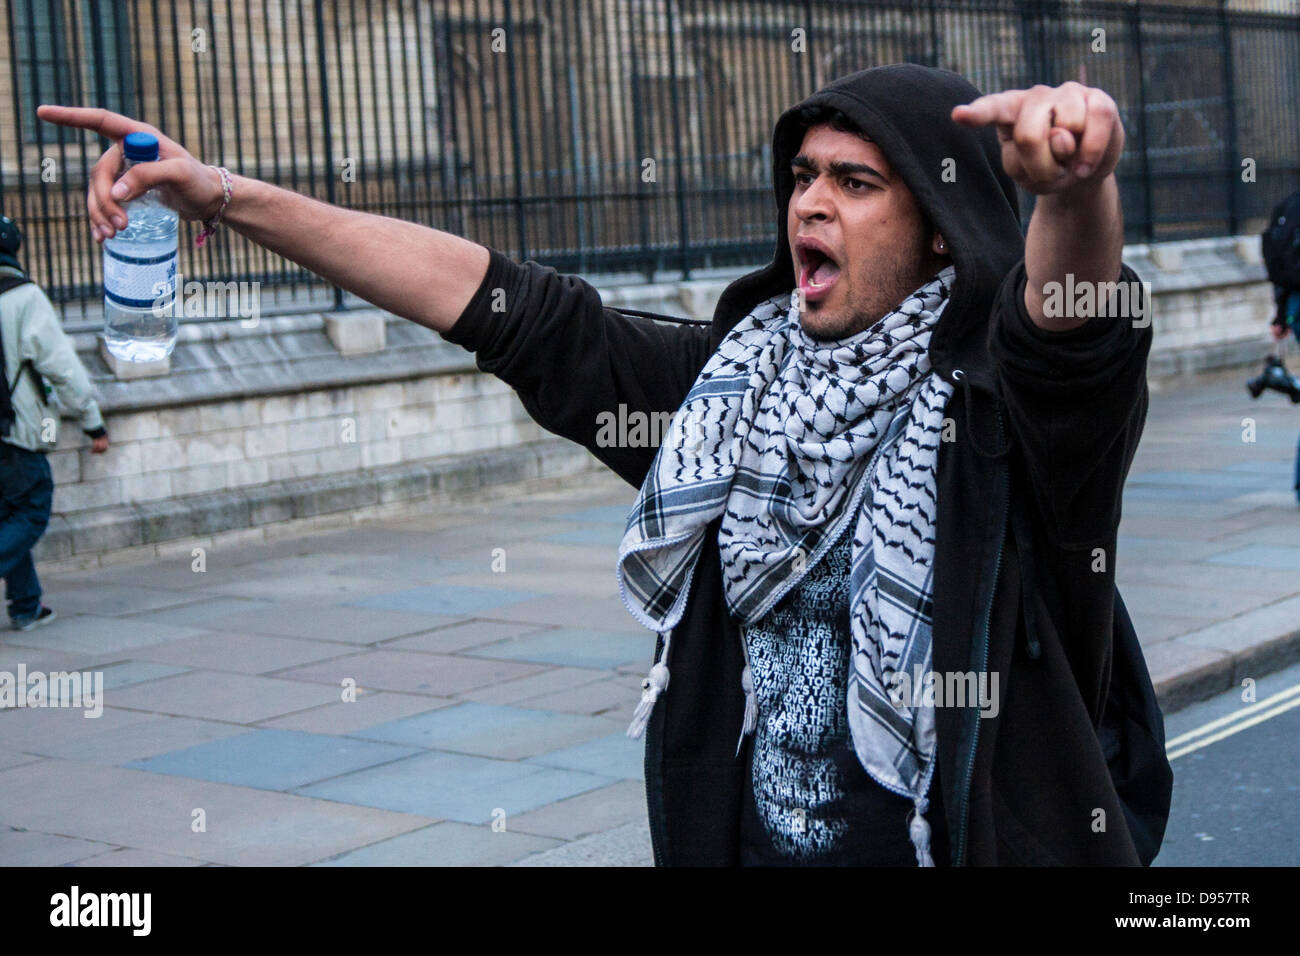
left=0, top=214, right=110, bottom=631
left=1260, top=187, right=1300, bottom=502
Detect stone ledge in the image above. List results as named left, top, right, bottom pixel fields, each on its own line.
left=325, top=311, right=386, bottom=355
left=1147, top=338, right=1270, bottom=383
left=1151, top=595, right=1300, bottom=714
left=82, top=319, right=480, bottom=415
left=33, top=438, right=602, bottom=565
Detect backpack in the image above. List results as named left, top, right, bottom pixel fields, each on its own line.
left=1262, top=189, right=1300, bottom=288
left=0, top=273, right=45, bottom=438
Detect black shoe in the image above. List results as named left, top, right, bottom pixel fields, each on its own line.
left=10, top=606, right=56, bottom=631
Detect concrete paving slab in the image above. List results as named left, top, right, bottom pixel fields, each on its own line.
left=0, top=644, right=115, bottom=675
left=506, top=818, right=652, bottom=867
left=1117, top=561, right=1299, bottom=598
left=0, top=702, right=161, bottom=755
left=437, top=568, right=624, bottom=600
left=1123, top=483, right=1252, bottom=502
left=256, top=691, right=454, bottom=735
left=542, top=526, right=625, bottom=547
left=37, top=583, right=214, bottom=617
left=69, top=847, right=209, bottom=866
left=1222, top=460, right=1294, bottom=476
left=1127, top=470, right=1278, bottom=490
left=344, top=584, right=540, bottom=617
left=513, top=674, right=643, bottom=716
left=273, top=650, right=550, bottom=696
left=1124, top=612, right=1211, bottom=644
left=27, top=714, right=252, bottom=766
left=464, top=628, right=654, bottom=669
left=1116, top=536, right=1238, bottom=563
left=309, top=821, right=561, bottom=866
left=323, top=555, right=480, bottom=582
left=108, top=671, right=339, bottom=723
left=0, top=759, right=433, bottom=866
left=4, top=615, right=214, bottom=655
left=379, top=619, right=549, bottom=653
left=204, top=602, right=463, bottom=644
left=525, top=731, right=645, bottom=780
left=1205, top=545, right=1300, bottom=570
left=52, top=561, right=227, bottom=591
left=118, top=596, right=276, bottom=629
left=91, top=661, right=192, bottom=691
left=486, top=594, right=650, bottom=631
left=348, top=701, right=614, bottom=759
left=1114, top=513, right=1264, bottom=541
left=125, top=729, right=420, bottom=791
left=476, top=540, right=621, bottom=572
left=1207, top=524, right=1300, bottom=548
left=505, top=778, right=647, bottom=841
left=130, top=631, right=356, bottom=674
left=1115, top=582, right=1268, bottom=620
left=1119, top=498, right=1269, bottom=519
left=452, top=665, right=613, bottom=706
left=203, top=572, right=402, bottom=602
left=553, top=505, right=633, bottom=524
left=294, top=750, right=613, bottom=823
left=0, top=828, right=115, bottom=866
left=0, top=749, right=45, bottom=771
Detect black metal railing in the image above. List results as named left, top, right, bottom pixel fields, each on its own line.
left=2, top=0, right=1298, bottom=326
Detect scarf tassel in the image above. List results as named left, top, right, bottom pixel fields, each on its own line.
left=734, top=663, right=758, bottom=757
left=909, top=796, right=935, bottom=867
left=627, top=630, right=673, bottom=739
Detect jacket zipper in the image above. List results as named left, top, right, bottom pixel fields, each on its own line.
left=954, top=405, right=1008, bottom=867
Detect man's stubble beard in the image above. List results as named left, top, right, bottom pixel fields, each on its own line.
left=802, top=231, right=943, bottom=342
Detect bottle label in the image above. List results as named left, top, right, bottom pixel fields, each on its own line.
left=104, top=246, right=177, bottom=310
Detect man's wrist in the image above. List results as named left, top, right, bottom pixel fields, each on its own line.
left=199, top=164, right=227, bottom=221
left=220, top=173, right=263, bottom=229
left=1035, top=171, right=1116, bottom=216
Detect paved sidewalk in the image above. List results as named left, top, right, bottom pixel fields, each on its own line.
left=1, top=373, right=1297, bottom=866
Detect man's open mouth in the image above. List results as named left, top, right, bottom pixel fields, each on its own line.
left=796, top=238, right=842, bottom=302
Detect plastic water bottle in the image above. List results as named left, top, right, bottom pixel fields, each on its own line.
left=103, top=131, right=178, bottom=362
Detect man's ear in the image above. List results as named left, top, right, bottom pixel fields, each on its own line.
left=932, top=234, right=948, bottom=256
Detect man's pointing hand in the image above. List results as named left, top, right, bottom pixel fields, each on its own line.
left=951, top=81, right=1124, bottom=195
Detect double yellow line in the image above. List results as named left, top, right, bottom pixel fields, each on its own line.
left=1166, top=682, right=1300, bottom=760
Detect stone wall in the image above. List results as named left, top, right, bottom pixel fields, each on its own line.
left=35, top=234, right=1278, bottom=565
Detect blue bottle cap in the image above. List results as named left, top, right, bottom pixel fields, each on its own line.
left=123, top=132, right=159, bottom=162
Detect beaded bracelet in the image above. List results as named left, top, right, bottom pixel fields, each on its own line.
left=195, top=165, right=233, bottom=247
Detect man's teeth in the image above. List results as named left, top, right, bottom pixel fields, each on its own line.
left=808, top=257, right=837, bottom=287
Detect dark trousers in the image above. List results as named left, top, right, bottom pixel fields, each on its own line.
left=0, top=441, right=52, bottom=621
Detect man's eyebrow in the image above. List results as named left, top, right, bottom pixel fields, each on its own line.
left=791, top=154, right=889, bottom=183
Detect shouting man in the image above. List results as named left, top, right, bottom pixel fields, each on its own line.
left=40, top=62, right=1172, bottom=866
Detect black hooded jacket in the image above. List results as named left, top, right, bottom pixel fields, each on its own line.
left=443, top=63, right=1173, bottom=865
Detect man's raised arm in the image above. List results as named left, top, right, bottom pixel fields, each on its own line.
left=36, top=105, right=488, bottom=335
left=952, top=81, right=1128, bottom=332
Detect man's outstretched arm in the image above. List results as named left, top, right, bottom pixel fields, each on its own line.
left=953, top=81, right=1127, bottom=332
left=955, top=83, right=1150, bottom=550
left=37, top=104, right=716, bottom=490
left=36, top=105, right=487, bottom=334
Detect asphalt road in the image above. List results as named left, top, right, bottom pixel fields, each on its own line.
left=1154, top=660, right=1300, bottom=866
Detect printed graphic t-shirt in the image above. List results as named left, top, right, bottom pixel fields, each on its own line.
left=738, top=521, right=951, bottom=866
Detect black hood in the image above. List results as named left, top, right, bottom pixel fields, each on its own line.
left=711, top=63, right=1024, bottom=376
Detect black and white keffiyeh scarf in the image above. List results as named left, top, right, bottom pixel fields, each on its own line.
left=618, top=264, right=956, bottom=866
